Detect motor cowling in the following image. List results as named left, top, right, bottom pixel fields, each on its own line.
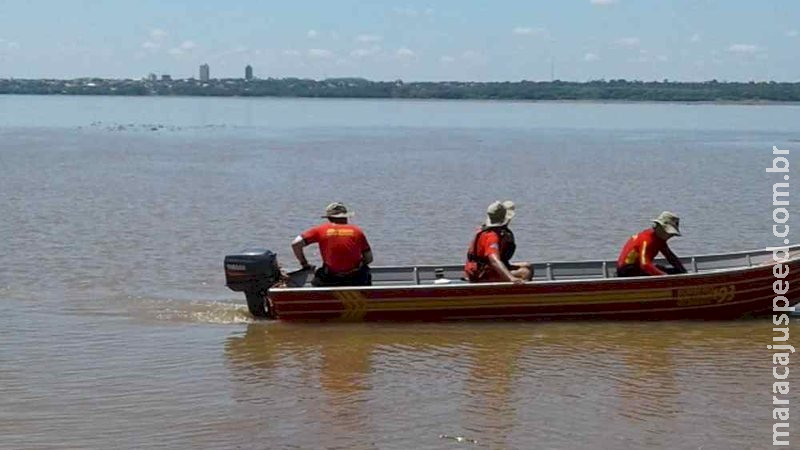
left=224, top=249, right=281, bottom=318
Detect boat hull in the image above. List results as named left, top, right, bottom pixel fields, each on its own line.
left=269, top=259, right=798, bottom=322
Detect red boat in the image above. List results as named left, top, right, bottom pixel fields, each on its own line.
left=224, top=245, right=799, bottom=321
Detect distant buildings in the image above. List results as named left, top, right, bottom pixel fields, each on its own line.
left=143, top=64, right=256, bottom=82
left=199, top=64, right=210, bottom=82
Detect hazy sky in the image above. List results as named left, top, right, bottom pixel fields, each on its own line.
left=0, top=0, right=797, bottom=81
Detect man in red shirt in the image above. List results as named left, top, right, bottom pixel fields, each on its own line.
left=465, top=201, right=532, bottom=284
left=292, top=202, right=373, bottom=286
left=616, top=211, right=687, bottom=277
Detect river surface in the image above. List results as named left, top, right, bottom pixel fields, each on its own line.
left=1, top=95, right=799, bottom=449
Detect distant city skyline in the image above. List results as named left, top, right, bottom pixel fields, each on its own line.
left=0, top=1, right=798, bottom=82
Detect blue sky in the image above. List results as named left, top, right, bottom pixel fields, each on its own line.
left=0, top=0, right=797, bottom=81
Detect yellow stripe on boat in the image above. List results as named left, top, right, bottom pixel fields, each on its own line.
left=330, top=288, right=674, bottom=312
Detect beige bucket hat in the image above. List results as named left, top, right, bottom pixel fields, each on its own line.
left=321, top=202, right=353, bottom=219
left=653, top=211, right=681, bottom=236
left=485, top=200, right=516, bottom=227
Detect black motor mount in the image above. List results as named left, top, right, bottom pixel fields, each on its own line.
left=224, top=249, right=281, bottom=318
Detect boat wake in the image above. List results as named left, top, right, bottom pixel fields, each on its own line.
left=128, top=297, right=255, bottom=325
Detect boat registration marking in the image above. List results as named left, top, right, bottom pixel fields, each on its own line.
left=675, top=285, right=736, bottom=306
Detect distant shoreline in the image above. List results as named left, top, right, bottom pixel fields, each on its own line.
left=2, top=94, right=799, bottom=106
left=2, top=78, right=800, bottom=103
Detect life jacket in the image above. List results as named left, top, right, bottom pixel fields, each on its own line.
left=466, top=226, right=516, bottom=269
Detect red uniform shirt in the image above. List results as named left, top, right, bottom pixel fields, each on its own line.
left=301, top=223, right=370, bottom=274
left=616, top=228, right=668, bottom=276
left=465, top=228, right=505, bottom=282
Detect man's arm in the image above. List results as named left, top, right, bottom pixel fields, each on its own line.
left=359, top=231, right=373, bottom=266
left=291, top=236, right=313, bottom=269
left=362, top=249, right=373, bottom=266
left=488, top=254, right=523, bottom=284
left=662, top=245, right=687, bottom=273
left=640, top=241, right=667, bottom=275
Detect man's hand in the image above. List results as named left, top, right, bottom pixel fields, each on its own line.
left=511, top=277, right=525, bottom=285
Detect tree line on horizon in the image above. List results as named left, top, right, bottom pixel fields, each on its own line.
left=1, top=77, right=800, bottom=102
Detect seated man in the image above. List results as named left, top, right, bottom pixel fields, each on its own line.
left=292, top=202, right=373, bottom=287
left=616, top=211, right=688, bottom=277
left=465, top=200, right=533, bottom=284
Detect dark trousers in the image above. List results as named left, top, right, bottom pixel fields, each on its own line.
left=616, top=264, right=685, bottom=277
left=312, top=265, right=372, bottom=287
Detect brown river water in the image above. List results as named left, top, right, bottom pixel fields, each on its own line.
left=1, top=96, right=799, bottom=449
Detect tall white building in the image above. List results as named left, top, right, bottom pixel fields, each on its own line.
left=199, top=64, right=210, bottom=82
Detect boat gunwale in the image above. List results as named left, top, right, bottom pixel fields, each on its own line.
left=267, top=276, right=791, bottom=306
left=271, top=245, right=799, bottom=294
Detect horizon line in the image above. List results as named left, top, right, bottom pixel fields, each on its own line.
left=3, top=77, right=800, bottom=84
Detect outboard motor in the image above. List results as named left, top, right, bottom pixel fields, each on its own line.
left=224, top=249, right=282, bottom=318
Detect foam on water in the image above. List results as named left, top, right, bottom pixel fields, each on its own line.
left=128, top=297, right=255, bottom=324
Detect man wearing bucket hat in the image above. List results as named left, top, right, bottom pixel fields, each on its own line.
left=464, top=200, right=533, bottom=284
left=292, top=202, right=373, bottom=286
left=616, top=211, right=687, bottom=277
